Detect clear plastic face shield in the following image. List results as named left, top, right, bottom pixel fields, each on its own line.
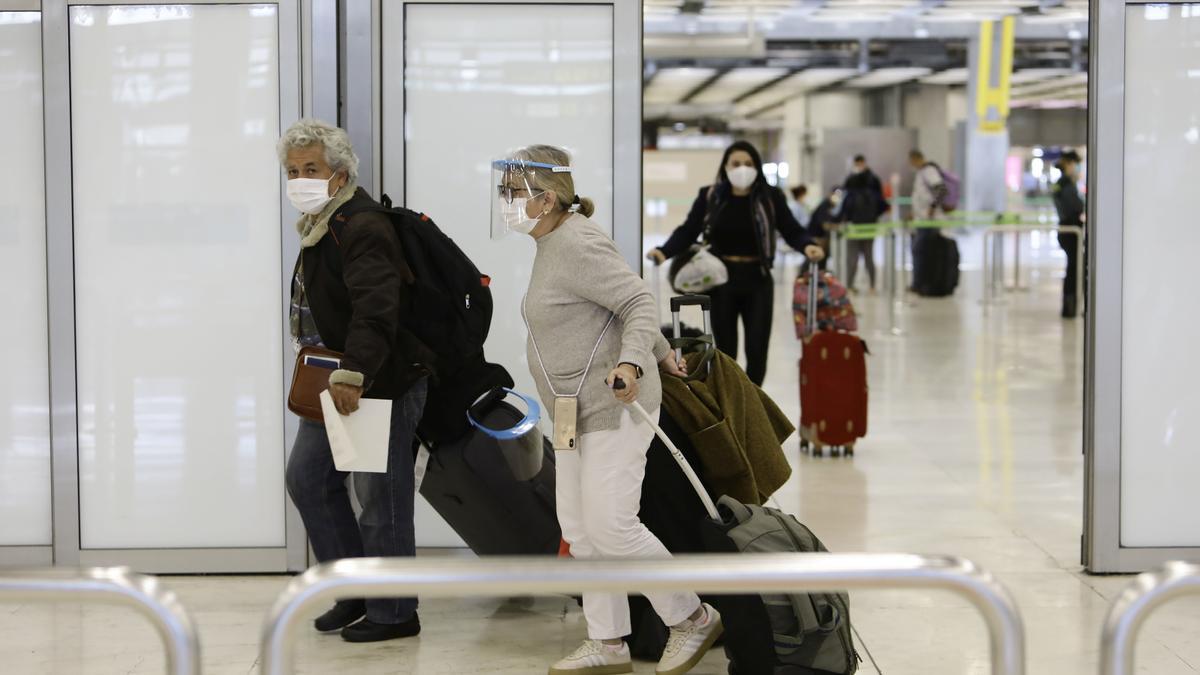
left=491, top=158, right=571, bottom=239
left=466, top=387, right=545, bottom=480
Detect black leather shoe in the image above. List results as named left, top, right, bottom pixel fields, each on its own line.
left=341, top=614, right=421, bottom=643
left=314, top=601, right=366, bottom=633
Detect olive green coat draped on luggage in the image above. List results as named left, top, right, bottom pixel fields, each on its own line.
left=660, top=350, right=794, bottom=504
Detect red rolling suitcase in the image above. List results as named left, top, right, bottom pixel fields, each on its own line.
left=799, top=262, right=868, bottom=457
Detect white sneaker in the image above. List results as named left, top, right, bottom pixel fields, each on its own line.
left=548, top=640, right=633, bottom=675
left=656, top=604, right=724, bottom=675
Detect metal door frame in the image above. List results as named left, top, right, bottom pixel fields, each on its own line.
left=345, top=0, right=645, bottom=270
left=1083, top=0, right=1200, bottom=573
left=0, top=0, right=52, bottom=567
left=28, top=0, right=333, bottom=573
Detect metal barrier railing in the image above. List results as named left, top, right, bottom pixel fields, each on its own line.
left=981, top=224, right=1083, bottom=316
left=0, top=567, right=200, bottom=675
left=259, top=553, right=1026, bottom=675
left=1100, top=561, right=1200, bottom=675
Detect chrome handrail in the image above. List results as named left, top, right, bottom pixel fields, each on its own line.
left=982, top=224, right=1084, bottom=315
left=260, top=553, right=1025, bottom=675
left=0, top=567, right=200, bottom=675
left=1100, top=561, right=1200, bottom=675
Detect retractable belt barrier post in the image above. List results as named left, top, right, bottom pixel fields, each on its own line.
left=981, top=224, right=1083, bottom=316
left=260, top=554, right=1026, bottom=675
left=0, top=567, right=200, bottom=675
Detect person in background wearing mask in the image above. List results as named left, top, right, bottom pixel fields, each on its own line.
left=1052, top=150, right=1086, bottom=318
left=788, top=184, right=810, bottom=227
left=840, top=155, right=887, bottom=293
left=806, top=187, right=845, bottom=270
left=279, top=119, right=435, bottom=643
left=648, top=141, right=825, bottom=386
left=498, top=145, right=722, bottom=675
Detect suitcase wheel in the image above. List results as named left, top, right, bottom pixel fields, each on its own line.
left=845, top=445, right=855, bottom=457
left=800, top=439, right=810, bottom=453
left=813, top=447, right=824, bottom=457
left=831, top=447, right=842, bottom=457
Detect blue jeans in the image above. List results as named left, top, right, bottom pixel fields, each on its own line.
left=285, top=379, right=427, bottom=624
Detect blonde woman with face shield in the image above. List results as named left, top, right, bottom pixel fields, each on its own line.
left=496, top=146, right=723, bottom=675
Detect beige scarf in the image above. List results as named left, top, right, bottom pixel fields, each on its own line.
left=296, top=181, right=359, bottom=248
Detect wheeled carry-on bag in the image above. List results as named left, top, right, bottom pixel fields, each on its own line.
left=798, top=262, right=868, bottom=457
left=623, top=296, right=859, bottom=675
left=416, top=386, right=561, bottom=556
left=911, top=231, right=960, bottom=297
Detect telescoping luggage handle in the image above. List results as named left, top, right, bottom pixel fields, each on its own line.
left=613, top=378, right=720, bottom=521
left=803, top=260, right=819, bottom=337
left=670, top=294, right=715, bottom=379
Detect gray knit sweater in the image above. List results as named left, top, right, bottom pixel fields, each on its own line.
left=524, top=214, right=672, bottom=434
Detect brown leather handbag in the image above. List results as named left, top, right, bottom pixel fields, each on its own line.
left=288, top=346, right=344, bottom=422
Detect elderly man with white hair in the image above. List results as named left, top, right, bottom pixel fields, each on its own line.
left=279, top=118, right=435, bottom=643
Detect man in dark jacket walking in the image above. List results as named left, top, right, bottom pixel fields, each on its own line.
left=841, top=155, right=888, bottom=292
left=279, top=119, right=435, bottom=643
left=1053, top=150, right=1086, bottom=318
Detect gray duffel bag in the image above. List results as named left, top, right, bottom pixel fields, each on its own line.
left=716, top=496, right=860, bottom=674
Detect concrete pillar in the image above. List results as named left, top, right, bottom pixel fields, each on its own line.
left=964, top=17, right=1015, bottom=213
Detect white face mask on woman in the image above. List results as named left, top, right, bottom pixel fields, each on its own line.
left=727, top=166, right=758, bottom=190
left=287, top=176, right=337, bottom=215
left=500, top=194, right=544, bottom=235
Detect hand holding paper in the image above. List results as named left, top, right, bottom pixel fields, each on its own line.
left=319, top=389, right=393, bottom=473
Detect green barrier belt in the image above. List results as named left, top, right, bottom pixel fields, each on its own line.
left=844, top=224, right=890, bottom=240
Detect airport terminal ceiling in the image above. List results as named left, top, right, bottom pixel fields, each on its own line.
left=642, top=0, right=1089, bottom=131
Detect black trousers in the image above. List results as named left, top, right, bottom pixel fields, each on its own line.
left=710, top=262, right=774, bottom=386
left=1059, top=231, right=1083, bottom=314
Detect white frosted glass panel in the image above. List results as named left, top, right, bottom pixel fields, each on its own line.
left=70, top=4, right=286, bottom=549
left=388, top=3, right=614, bottom=547
left=1120, top=3, right=1200, bottom=547
left=0, top=13, right=52, bottom=546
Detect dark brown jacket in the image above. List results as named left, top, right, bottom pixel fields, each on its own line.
left=295, top=188, right=435, bottom=399
left=660, top=350, right=794, bottom=504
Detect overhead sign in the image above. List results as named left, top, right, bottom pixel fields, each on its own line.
left=975, top=16, right=1015, bottom=133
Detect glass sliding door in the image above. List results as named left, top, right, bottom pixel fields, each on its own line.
left=68, top=3, right=288, bottom=554
left=0, top=11, right=52, bottom=554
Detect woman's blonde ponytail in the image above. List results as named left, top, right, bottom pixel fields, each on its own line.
left=512, top=144, right=595, bottom=218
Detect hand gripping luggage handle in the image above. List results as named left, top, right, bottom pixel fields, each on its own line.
left=613, top=378, right=720, bottom=520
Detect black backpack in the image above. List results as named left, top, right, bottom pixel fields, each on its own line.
left=340, top=195, right=510, bottom=442
left=341, top=194, right=493, bottom=364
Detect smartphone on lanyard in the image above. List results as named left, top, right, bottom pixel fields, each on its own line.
left=552, top=397, right=579, bottom=450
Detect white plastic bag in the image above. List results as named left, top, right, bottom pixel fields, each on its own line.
left=671, top=245, right=728, bottom=294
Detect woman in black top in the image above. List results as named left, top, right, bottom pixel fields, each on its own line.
left=648, top=141, right=824, bottom=386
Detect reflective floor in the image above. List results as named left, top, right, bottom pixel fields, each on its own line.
left=3, top=233, right=1199, bottom=674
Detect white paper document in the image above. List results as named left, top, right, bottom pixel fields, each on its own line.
left=320, top=390, right=393, bottom=473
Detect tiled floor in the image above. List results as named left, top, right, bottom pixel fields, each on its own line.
left=4, top=233, right=1199, bottom=674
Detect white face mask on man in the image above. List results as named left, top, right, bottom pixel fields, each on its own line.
left=727, top=166, right=758, bottom=190
left=287, top=176, right=338, bottom=215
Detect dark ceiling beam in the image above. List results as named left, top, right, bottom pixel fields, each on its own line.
left=679, top=67, right=732, bottom=104
left=732, top=68, right=803, bottom=104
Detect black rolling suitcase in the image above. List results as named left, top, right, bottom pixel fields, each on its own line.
left=416, top=387, right=561, bottom=556
left=911, top=231, right=960, bottom=297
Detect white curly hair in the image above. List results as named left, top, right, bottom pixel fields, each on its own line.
left=277, top=118, right=359, bottom=181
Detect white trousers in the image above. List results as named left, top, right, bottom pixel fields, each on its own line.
left=556, top=407, right=701, bottom=640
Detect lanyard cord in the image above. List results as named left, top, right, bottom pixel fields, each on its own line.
left=523, top=297, right=615, bottom=398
